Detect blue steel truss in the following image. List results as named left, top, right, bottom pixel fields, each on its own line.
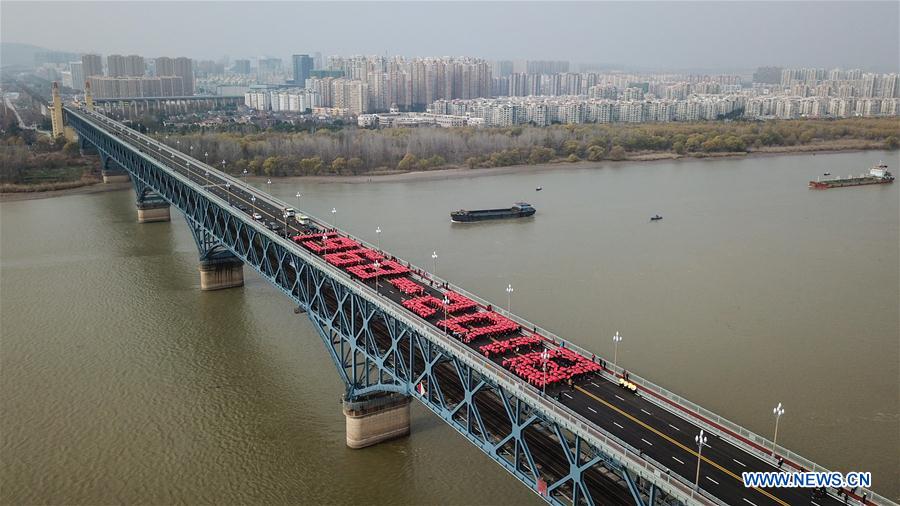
left=64, top=107, right=704, bottom=506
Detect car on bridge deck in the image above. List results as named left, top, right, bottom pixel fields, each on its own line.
left=252, top=212, right=263, bottom=221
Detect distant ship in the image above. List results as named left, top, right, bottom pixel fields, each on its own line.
left=450, top=202, right=536, bottom=223
left=809, top=162, right=894, bottom=189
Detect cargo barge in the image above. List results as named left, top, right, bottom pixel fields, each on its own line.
left=809, top=162, right=894, bottom=189
left=450, top=202, right=536, bottom=223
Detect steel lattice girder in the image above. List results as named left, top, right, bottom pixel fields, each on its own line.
left=65, top=109, right=686, bottom=506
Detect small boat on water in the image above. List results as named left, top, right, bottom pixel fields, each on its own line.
left=535, top=186, right=543, bottom=191
left=650, top=215, right=663, bottom=221
left=823, top=172, right=831, bottom=176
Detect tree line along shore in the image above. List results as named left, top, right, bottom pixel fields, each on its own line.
left=2, top=115, right=898, bottom=195
left=156, top=117, right=899, bottom=177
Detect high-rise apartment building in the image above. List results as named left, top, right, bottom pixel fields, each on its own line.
left=292, top=54, right=314, bottom=86
left=107, top=54, right=145, bottom=77
left=69, top=62, right=85, bottom=91
left=173, top=57, right=194, bottom=95
left=233, top=59, right=251, bottom=74
left=154, top=56, right=175, bottom=77
left=82, top=53, right=103, bottom=78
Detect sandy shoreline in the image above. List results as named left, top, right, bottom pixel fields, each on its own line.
left=0, top=181, right=132, bottom=202
left=2, top=143, right=891, bottom=201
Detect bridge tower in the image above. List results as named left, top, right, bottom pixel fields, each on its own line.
left=50, top=82, right=64, bottom=138
left=84, top=81, right=95, bottom=111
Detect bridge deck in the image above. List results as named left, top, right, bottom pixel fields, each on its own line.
left=68, top=107, right=886, bottom=506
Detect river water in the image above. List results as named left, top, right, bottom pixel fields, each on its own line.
left=2, top=150, right=898, bottom=503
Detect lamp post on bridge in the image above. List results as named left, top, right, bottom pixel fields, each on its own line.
left=541, top=348, right=550, bottom=395
left=376, top=226, right=382, bottom=252
left=242, top=169, right=248, bottom=186
left=506, top=283, right=514, bottom=315
left=204, top=151, right=209, bottom=166
left=612, top=331, right=623, bottom=370
left=442, top=295, right=450, bottom=336
left=204, top=170, right=210, bottom=188
left=771, top=402, right=785, bottom=457
left=694, top=429, right=707, bottom=489
left=374, top=260, right=381, bottom=294
left=251, top=195, right=257, bottom=217
left=431, top=251, right=438, bottom=279
left=331, top=207, right=337, bottom=230
left=225, top=182, right=231, bottom=205
left=266, top=178, right=272, bottom=196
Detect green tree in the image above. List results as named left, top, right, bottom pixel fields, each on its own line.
left=397, top=153, right=417, bottom=171
left=331, top=157, right=347, bottom=173
left=608, top=145, right=626, bottom=160
left=586, top=145, right=606, bottom=161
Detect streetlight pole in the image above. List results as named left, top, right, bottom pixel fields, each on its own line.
left=331, top=207, right=337, bottom=230
left=204, top=170, right=210, bottom=188
left=225, top=182, right=231, bottom=205
left=251, top=195, right=257, bottom=217
left=442, top=295, right=450, bottom=336
left=242, top=168, right=248, bottom=186
left=541, top=348, right=550, bottom=395
left=376, top=226, right=382, bottom=252
left=374, top=260, right=381, bottom=294
left=506, top=283, right=514, bottom=315
left=612, top=331, right=623, bottom=370
left=266, top=178, right=272, bottom=195
left=771, top=402, right=785, bottom=456
left=431, top=251, right=438, bottom=278
left=694, top=429, right=707, bottom=489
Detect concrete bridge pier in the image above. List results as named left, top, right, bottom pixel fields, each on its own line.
left=102, top=168, right=130, bottom=184
left=136, top=199, right=171, bottom=223
left=199, top=254, right=244, bottom=291
left=342, top=393, right=411, bottom=449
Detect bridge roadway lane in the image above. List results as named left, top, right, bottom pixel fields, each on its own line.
left=91, top=112, right=848, bottom=506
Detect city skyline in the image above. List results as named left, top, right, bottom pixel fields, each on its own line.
left=2, top=1, right=899, bottom=72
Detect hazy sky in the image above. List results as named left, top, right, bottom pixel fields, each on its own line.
left=3, top=1, right=898, bottom=71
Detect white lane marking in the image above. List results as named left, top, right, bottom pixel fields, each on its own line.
left=590, top=382, right=600, bottom=388
left=615, top=394, right=625, bottom=401
left=641, top=408, right=652, bottom=416
left=588, top=407, right=597, bottom=413
left=811, top=502, right=822, bottom=506
left=706, top=476, right=719, bottom=485
left=668, top=423, right=681, bottom=431
left=733, top=459, right=747, bottom=467
left=672, top=456, right=685, bottom=465
left=613, top=422, right=624, bottom=429
left=742, top=498, right=757, bottom=506
left=562, top=393, right=573, bottom=399
left=641, top=438, right=653, bottom=446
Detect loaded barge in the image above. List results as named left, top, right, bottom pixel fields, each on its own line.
left=450, top=202, right=536, bottom=223
left=809, top=162, right=894, bottom=189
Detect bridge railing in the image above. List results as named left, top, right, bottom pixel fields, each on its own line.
left=310, top=211, right=888, bottom=506
left=74, top=108, right=888, bottom=506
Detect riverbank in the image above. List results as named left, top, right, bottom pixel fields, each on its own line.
left=0, top=180, right=131, bottom=202
left=2, top=140, right=891, bottom=200
left=249, top=139, right=893, bottom=184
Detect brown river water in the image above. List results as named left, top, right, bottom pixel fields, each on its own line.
left=2, top=150, right=898, bottom=503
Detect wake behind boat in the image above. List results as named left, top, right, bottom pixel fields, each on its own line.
left=451, top=202, right=536, bottom=223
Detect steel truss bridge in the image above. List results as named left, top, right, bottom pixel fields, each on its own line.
left=63, top=105, right=892, bottom=506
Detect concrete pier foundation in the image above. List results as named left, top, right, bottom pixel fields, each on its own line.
left=136, top=201, right=171, bottom=223
left=102, top=171, right=130, bottom=183
left=342, top=393, right=411, bottom=449
left=199, top=256, right=244, bottom=291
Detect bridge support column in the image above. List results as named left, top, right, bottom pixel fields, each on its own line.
left=342, top=393, right=411, bottom=449
left=199, top=254, right=244, bottom=291
left=136, top=200, right=171, bottom=223
left=102, top=169, right=130, bottom=184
